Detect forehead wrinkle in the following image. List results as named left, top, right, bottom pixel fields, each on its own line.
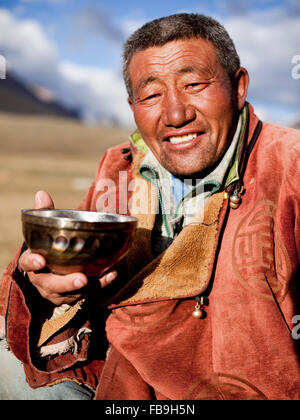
left=132, top=42, right=219, bottom=95
left=133, top=49, right=191, bottom=90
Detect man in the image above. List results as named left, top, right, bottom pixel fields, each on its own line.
left=0, top=13, right=299, bottom=400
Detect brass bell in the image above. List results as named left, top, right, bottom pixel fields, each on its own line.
left=229, top=193, right=241, bottom=209
left=230, top=193, right=240, bottom=204
left=229, top=201, right=240, bottom=209
left=192, top=301, right=203, bottom=319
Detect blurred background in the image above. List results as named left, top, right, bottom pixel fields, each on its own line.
left=0, top=0, right=299, bottom=274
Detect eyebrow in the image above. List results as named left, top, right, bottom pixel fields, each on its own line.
left=139, top=67, right=196, bottom=87
left=177, top=66, right=197, bottom=74
left=135, top=66, right=208, bottom=94
left=136, top=75, right=158, bottom=93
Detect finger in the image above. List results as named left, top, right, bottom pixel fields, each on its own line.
left=35, top=190, right=55, bottom=210
left=99, top=270, right=118, bottom=288
left=30, top=271, right=88, bottom=296
left=18, top=249, right=46, bottom=272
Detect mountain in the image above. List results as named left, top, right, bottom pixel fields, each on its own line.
left=0, top=72, right=79, bottom=119
left=293, top=120, right=300, bottom=129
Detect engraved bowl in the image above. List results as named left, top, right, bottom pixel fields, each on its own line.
left=21, top=209, right=137, bottom=276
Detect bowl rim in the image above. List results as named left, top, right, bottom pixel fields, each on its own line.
left=21, top=209, right=137, bottom=231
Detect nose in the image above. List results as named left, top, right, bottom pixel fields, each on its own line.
left=162, top=89, right=196, bottom=128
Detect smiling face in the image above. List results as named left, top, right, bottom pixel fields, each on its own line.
left=128, top=38, right=248, bottom=178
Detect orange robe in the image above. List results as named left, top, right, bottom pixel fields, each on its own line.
left=1, top=104, right=299, bottom=399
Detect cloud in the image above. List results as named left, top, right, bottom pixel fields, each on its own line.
left=0, top=8, right=134, bottom=126
left=216, top=0, right=251, bottom=16
left=0, top=5, right=299, bottom=127
left=218, top=7, right=300, bottom=124
left=70, top=5, right=126, bottom=45
left=0, top=8, right=58, bottom=83
left=282, top=0, right=300, bottom=17
left=216, top=0, right=300, bottom=18
left=121, top=17, right=147, bottom=38
left=58, top=61, right=132, bottom=125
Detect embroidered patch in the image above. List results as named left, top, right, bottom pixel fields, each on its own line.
left=232, top=200, right=291, bottom=302
left=183, top=372, right=268, bottom=400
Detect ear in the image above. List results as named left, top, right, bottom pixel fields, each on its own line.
left=234, top=67, right=249, bottom=111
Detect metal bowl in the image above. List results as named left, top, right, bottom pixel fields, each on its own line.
left=21, top=209, right=137, bottom=276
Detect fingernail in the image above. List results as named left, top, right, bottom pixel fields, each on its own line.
left=35, top=191, right=43, bottom=208
left=73, top=278, right=86, bottom=289
left=106, top=271, right=117, bottom=284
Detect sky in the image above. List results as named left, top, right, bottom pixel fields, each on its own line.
left=0, top=0, right=299, bottom=127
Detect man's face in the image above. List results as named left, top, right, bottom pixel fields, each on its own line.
left=128, top=38, right=247, bottom=178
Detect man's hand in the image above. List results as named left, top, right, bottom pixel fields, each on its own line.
left=18, top=191, right=117, bottom=306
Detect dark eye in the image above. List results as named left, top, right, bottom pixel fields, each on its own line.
left=144, top=93, right=160, bottom=101
left=185, top=82, right=208, bottom=93
left=187, top=82, right=204, bottom=88
left=140, top=93, right=161, bottom=103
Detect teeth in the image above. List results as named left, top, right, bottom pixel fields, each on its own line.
left=169, top=133, right=198, bottom=144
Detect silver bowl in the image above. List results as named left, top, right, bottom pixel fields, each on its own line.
left=21, top=209, right=137, bottom=276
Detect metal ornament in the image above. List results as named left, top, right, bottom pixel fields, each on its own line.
left=192, top=297, right=205, bottom=319
left=229, top=186, right=245, bottom=209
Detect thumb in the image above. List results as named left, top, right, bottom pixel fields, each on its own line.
left=35, top=190, right=55, bottom=210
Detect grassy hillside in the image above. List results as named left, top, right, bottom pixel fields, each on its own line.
left=0, top=112, right=132, bottom=275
